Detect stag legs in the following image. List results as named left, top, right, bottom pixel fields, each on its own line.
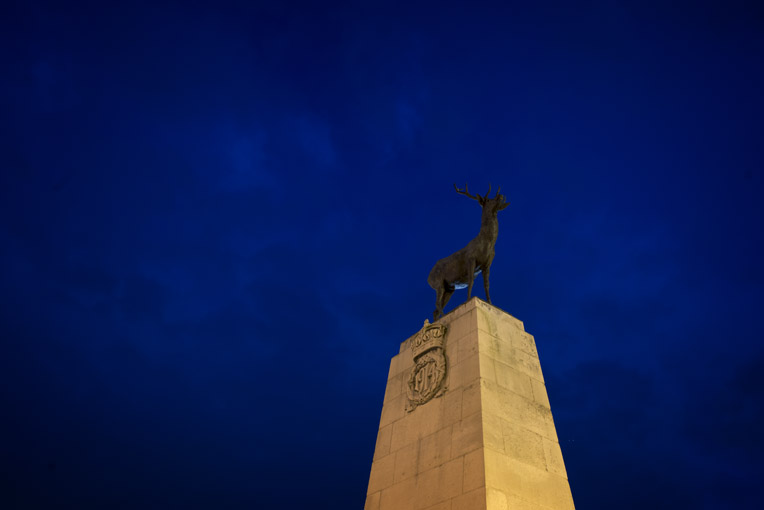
left=433, top=285, right=444, bottom=320
left=442, top=286, right=454, bottom=315
left=483, top=266, right=491, bottom=304
left=466, top=259, right=476, bottom=299
left=433, top=284, right=455, bottom=321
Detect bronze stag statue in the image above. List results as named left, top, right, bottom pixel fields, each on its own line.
left=428, top=184, right=509, bottom=320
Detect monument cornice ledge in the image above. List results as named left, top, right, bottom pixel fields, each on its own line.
left=446, top=297, right=522, bottom=325
left=401, top=297, right=525, bottom=352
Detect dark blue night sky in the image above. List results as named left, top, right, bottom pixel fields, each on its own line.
left=2, top=1, right=763, bottom=508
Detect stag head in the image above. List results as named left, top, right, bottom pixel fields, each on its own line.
left=454, top=183, right=509, bottom=213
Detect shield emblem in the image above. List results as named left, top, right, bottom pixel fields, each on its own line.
left=406, top=320, right=448, bottom=411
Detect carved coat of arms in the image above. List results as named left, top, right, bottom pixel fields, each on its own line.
left=407, top=320, right=448, bottom=411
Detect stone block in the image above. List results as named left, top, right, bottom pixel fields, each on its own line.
left=512, top=347, right=544, bottom=383
left=387, top=356, right=399, bottom=380
left=442, top=387, right=463, bottom=427
left=512, top=332, right=538, bottom=358
left=500, top=420, right=546, bottom=471
left=379, top=478, right=416, bottom=510
left=374, top=424, right=393, bottom=460
left=389, top=418, right=411, bottom=454
left=449, top=353, right=480, bottom=391
left=379, top=393, right=406, bottom=429
left=444, top=305, right=477, bottom=344
left=486, top=487, right=508, bottom=510
left=542, top=437, right=568, bottom=479
left=543, top=411, right=559, bottom=443
left=384, top=372, right=404, bottom=403
left=484, top=449, right=575, bottom=510
left=451, top=411, right=482, bottom=458
left=394, top=441, right=420, bottom=483
left=463, top=448, right=485, bottom=493
left=530, top=379, right=550, bottom=409
left=452, top=487, right=487, bottom=510
left=457, top=332, right=480, bottom=362
left=478, top=353, right=496, bottom=383
left=368, top=452, right=395, bottom=494
left=414, top=457, right=464, bottom=508
left=482, top=412, right=504, bottom=454
left=390, top=396, right=445, bottom=452
left=481, top=338, right=543, bottom=383
left=419, top=426, right=453, bottom=472
left=423, top=500, right=452, bottom=510
left=409, top=396, right=444, bottom=435
left=462, top=381, right=482, bottom=418
left=493, top=359, right=533, bottom=401
left=365, top=490, right=380, bottom=510
left=475, top=332, right=509, bottom=362
left=481, top=379, right=550, bottom=440
left=446, top=348, right=459, bottom=373
left=503, top=491, right=554, bottom=510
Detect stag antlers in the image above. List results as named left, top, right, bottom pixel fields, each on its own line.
left=454, top=183, right=502, bottom=203
left=454, top=183, right=481, bottom=201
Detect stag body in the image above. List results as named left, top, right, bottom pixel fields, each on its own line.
left=428, top=184, right=509, bottom=320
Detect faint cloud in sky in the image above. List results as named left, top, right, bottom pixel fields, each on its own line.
left=396, top=101, right=424, bottom=145
left=293, top=115, right=336, bottom=168
left=218, top=129, right=270, bottom=192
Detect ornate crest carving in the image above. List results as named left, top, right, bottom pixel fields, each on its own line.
left=407, top=320, right=448, bottom=411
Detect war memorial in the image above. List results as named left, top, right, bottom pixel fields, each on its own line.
left=364, top=186, right=575, bottom=510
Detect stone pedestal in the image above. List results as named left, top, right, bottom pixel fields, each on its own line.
left=365, top=298, right=574, bottom=510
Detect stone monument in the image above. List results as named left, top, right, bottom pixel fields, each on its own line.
left=364, top=299, right=575, bottom=510
left=365, top=185, right=574, bottom=509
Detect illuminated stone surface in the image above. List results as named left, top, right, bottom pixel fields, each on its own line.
left=365, top=298, right=575, bottom=510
